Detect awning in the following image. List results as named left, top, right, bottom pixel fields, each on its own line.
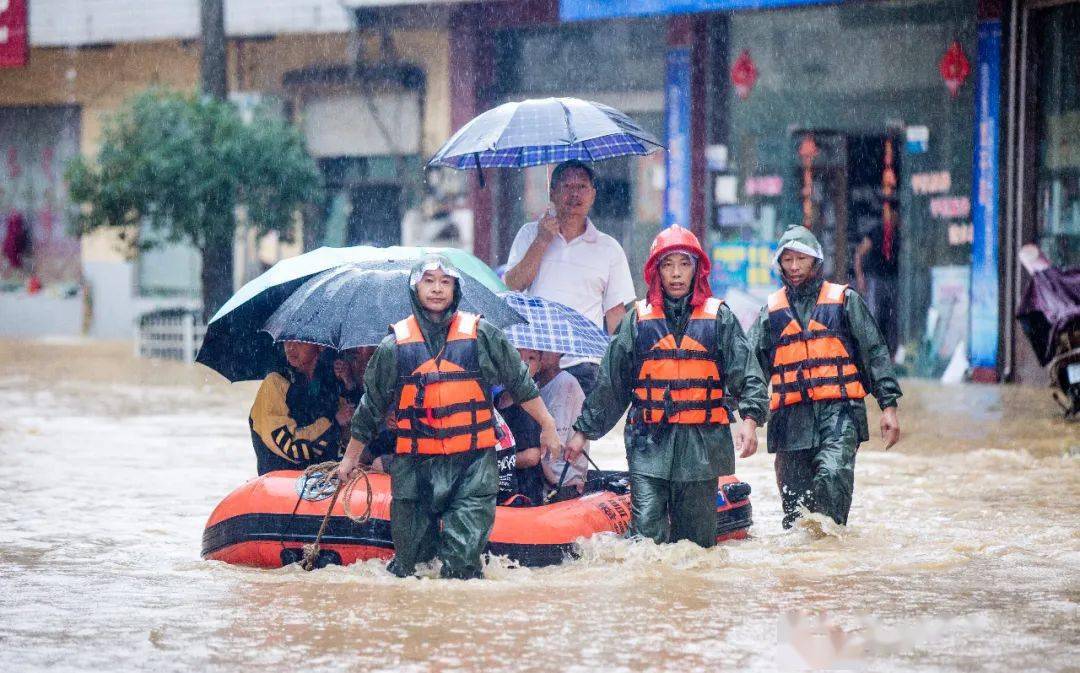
left=339, top=0, right=472, bottom=7
left=560, top=0, right=840, bottom=22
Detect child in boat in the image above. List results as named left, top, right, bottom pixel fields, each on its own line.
left=492, top=403, right=544, bottom=506
left=747, top=225, right=902, bottom=530
left=565, top=226, right=769, bottom=547
left=492, top=349, right=547, bottom=506
left=249, top=341, right=354, bottom=475
left=336, top=255, right=560, bottom=579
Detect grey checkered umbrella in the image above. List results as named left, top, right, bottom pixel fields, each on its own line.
left=428, top=97, right=663, bottom=170
left=499, top=292, right=611, bottom=359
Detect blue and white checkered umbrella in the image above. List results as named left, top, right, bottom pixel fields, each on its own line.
left=428, top=97, right=663, bottom=170
left=499, top=292, right=611, bottom=359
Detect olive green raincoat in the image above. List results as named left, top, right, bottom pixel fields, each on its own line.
left=350, top=256, right=540, bottom=578
left=574, top=294, right=769, bottom=546
left=748, top=226, right=902, bottom=528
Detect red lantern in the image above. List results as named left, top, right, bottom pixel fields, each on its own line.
left=798, top=135, right=818, bottom=229
left=939, top=41, right=970, bottom=98
left=731, top=50, right=758, bottom=100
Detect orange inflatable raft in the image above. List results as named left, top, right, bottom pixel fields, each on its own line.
left=202, top=470, right=752, bottom=568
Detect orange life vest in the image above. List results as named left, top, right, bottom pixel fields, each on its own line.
left=766, top=282, right=867, bottom=411
left=393, top=312, right=496, bottom=455
left=632, top=297, right=730, bottom=425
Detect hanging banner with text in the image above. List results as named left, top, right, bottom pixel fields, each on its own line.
left=664, top=47, right=691, bottom=230
left=969, top=20, right=1001, bottom=371
left=0, top=0, right=28, bottom=68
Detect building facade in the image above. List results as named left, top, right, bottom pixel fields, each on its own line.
left=1002, top=0, right=1080, bottom=382
left=0, top=0, right=454, bottom=338
left=444, top=0, right=1019, bottom=381
left=2, top=0, right=1076, bottom=386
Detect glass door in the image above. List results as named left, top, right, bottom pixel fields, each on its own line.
left=1032, top=2, right=1080, bottom=267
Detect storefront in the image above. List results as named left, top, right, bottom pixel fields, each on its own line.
left=1003, top=0, right=1080, bottom=381
left=488, top=15, right=669, bottom=288
left=717, top=0, right=985, bottom=377
left=0, top=105, right=86, bottom=335
left=481, top=0, right=995, bottom=379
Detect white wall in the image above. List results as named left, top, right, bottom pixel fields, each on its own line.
left=29, top=0, right=352, bottom=46
left=0, top=293, right=83, bottom=336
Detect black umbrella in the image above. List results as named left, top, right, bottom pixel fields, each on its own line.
left=195, top=245, right=509, bottom=382
left=262, top=261, right=525, bottom=350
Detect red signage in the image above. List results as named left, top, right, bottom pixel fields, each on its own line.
left=939, top=41, right=970, bottom=98
left=0, top=0, right=28, bottom=68
left=731, top=50, right=757, bottom=100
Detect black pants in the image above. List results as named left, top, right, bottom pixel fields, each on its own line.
left=773, top=412, right=859, bottom=529
left=629, top=474, right=717, bottom=547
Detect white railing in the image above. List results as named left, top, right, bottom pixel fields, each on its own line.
left=135, top=310, right=207, bottom=364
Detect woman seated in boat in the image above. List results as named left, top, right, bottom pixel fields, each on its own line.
left=249, top=341, right=354, bottom=475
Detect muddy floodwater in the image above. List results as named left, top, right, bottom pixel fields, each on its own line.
left=0, top=339, right=1077, bottom=672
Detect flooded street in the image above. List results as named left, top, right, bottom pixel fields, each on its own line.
left=1, top=338, right=1077, bottom=672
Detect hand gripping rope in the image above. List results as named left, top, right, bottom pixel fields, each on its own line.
left=290, top=461, right=374, bottom=572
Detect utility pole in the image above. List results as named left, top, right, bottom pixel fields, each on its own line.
left=200, top=0, right=227, bottom=100
left=199, top=0, right=230, bottom=323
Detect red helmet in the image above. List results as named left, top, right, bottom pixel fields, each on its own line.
left=643, top=225, right=713, bottom=308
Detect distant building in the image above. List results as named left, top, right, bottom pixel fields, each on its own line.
left=0, top=0, right=455, bottom=338
left=4, top=0, right=1077, bottom=387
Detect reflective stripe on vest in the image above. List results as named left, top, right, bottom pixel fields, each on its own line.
left=766, top=282, right=867, bottom=411
left=632, top=296, right=730, bottom=425
left=393, top=312, right=495, bottom=455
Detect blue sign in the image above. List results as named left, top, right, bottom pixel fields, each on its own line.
left=665, top=47, right=691, bottom=230
left=710, top=241, right=778, bottom=294
left=969, top=20, right=1002, bottom=370
left=561, top=0, right=841, bottom=21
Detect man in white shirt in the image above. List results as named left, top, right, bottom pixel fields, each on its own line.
left=504, top=161, right=637, bottom=395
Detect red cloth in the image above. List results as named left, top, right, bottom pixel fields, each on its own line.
left=643, top=225, right=713, bottom=308
left=883, top=210, right=896, bottom=262
left=2, top=211, right=30, bottom=269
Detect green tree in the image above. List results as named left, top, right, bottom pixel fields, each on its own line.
left=66, top=89, right=323, bottom=320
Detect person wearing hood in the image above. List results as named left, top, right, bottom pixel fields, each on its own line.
left=249, top=341, right=352, bottom=475
left=747, top=225, right=902, bottom=530
left=337, top=256, right=560, bottom=579
left=564, top=226, right=769, bottom=547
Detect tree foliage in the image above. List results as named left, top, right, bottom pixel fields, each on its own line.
left=66, top=89, right=323, bottom=315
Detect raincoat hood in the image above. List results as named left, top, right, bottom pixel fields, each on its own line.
left=774, top=225, right=825, bottom=287
left=408, top=255, right=463, bottom=327
left=644, top=225, right=713, bottom=308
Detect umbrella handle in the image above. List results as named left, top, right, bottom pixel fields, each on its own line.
left=474, top=152, right=485, bottom=189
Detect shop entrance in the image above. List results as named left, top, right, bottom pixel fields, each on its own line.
left=789, top=131, right=901, bottom=275
left=346, top=184, right=402, bottom=247
left=790, top=130, right=902, bottom=352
